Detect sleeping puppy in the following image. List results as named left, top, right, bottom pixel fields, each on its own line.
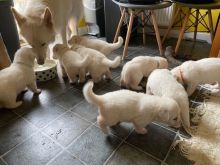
left=71, top=44, right=121, bottom=83
left=146, top=69, right=190, bottom=128
left=53, top=44, right=89, bottom=84
left=0, top=47, right=41, bottom=109
left=120, top=56, right=168, bottom=90
left=83, top=81, right=181, bottom=134
left=171, top=58, right=220, bottom=96
left=68, top=36, right=123, bottom=56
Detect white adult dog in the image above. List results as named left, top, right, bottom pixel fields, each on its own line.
left=53, top=44, right=89, bottom=84
left=146, top=69, right=190, bottom=128
left=0, top=47, right=41, bottom=109
left=171, top=58, right=220, bottom=96
left=11, top=0, right=83, bottom=64
left=71, top=45, right=121, bottom=83
left=120, top=56, right=168, bottom=90
left=68, top=36, right=124, bottom=56
left=83, top=81, right=181, bottom=134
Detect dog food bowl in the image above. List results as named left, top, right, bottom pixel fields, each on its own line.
left=34, top=59, right=57, bottom=82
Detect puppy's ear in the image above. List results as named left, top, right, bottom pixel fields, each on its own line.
left=42, top=8, right=53, bottom=28
left=11, top=7, right=26, bottom=27
left=158, top=109, right=169, bottom=122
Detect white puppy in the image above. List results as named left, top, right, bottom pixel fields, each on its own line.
left=171, top=58, right=220, bottom=96
left=11, top=0, right=84, bottom=64
left=68, top=36, right=123, bottom=56
left=120, top=56, right=168, bottom=90
left=53, top=44, right=89, bottom=83
left=146, top=69, right=190, bottom=128
left=0, top=47, right=41, bottom=109
left=83, top=81, right=181, bottom=134
left=71, top=45, right=121, bottom=83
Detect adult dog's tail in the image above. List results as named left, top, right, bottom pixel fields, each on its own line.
left=109, top=36, right=124, bottom=50
left=83, top=81, right=102, bottom=106
left=102, top=56, right=121, bottom=68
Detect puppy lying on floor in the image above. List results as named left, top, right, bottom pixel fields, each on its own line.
left=120, top=56, right=168, bottom=90
left=0, top=47, right=41, bottom=109
left=68, top=36, right=123, bottom=56
left=171, top=58, right=220, bottom=96
left=146, top=69, right=190, bottom=128
left=71, top=44, right=121, bottom=83
left=83, top=81, right=181, bottom=134
left=53, top=44, right=89, bottom=84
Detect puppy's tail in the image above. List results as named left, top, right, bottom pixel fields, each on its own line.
left=102, top=56, right=121, bottom=68
left=109, top=36, right=124, bottom=50
left=83, top=81, right=102, bottom=106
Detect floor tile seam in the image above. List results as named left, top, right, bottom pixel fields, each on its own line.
left=39, top=128, right=89, bottom=165
left=92, top=123, right=133, bottom=142
left=69, top=111, right=94, bottom=125
left=0, top=130, right=40, bottom=159
left=0, top=158, right=8, bottom=165
left=161, top=133, right=179, bottom=164
left=0, top=114, right=20, bottom=128
left=123, top=140, right=163, bottom=163
left=55, top=98, right=84, bottom=111
left=12, top=105, right=71, bottom=132
left=103, top=129, right=134, bottom=165
left=45, top=146, right=87, bottom=165
left=16, top=109, right=94, bottom=152
left=151, top=122, right=177, bottom=134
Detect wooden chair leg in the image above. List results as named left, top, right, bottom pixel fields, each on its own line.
left=194, top=9, right=199, bottom=41
left=151, top=10, right=163, bottom=56
left=210, top=19, right=220, bottom=57
left=114, top=8, right=126, bottom=43
left=175, top=8, right=191, bottom=55
left=122, top=10, right=134, bottom=60
left=141, top=11, right=146, bottom=46
left=208, top=9, right=214, bottom=42
left=162, top=7, right=181, bottom=44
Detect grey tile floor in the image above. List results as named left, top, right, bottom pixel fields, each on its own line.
left=0, top=35, right=211, bottom=165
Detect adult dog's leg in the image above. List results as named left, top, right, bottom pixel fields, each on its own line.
left=27, top=82, right=41, bottom=94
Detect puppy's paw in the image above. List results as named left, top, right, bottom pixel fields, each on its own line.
left=35, top=89, right=41, bottom=94
left=135, top=128, right=147, bottom=134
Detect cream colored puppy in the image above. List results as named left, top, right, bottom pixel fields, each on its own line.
left=68, top=36, right=123, bottom=56
left=120, top=56, right=168, bottom=90
left=71, top=45, right=121, bottom=83
left=146, top=69, right=190, bottom=128
left=171, top=58, right=220, bottom=96
left=83, top=81, right=181, bottom=134
left=12, top=0, right=84, bottom=64
left=53, top=44, right=89, bottom=83
left=0, top=47, right=41, bottom=109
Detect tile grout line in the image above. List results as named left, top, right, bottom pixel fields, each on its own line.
left=103, top=129, right=134, bottom=165
left=44, top=124, right=96, bottom=165
left=8, top=107, right=93, bottom=165
left=123, top=140, right=163, bottom=163
left=0, top=157, right=8, bottom=165
left=0, top=131, right=40, bottom=159
left=161, top=133, right=179, bottom=164
left=19, top=112, right=93, bottom=165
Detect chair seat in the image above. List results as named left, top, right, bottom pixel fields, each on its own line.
left=112, top=0, right=172, bottom=9
left=119, top=0, right=161, bottom=5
